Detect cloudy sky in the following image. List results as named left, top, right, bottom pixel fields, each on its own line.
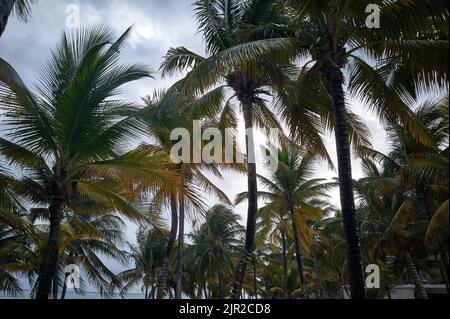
left=0, top=0, right=390, bottom=293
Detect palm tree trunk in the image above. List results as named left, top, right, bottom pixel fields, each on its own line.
left=281, top=230, right=289, bottom=297
left=156, top=194, right=178, bottom=299
left=150, top=269, right=156, bottom=299
left=175, top=193, right=185, bottom=299
left=0, top=0, right=15, bottom=38
left=36, top=196, right=64, bottom=299
left=60, top=272, right=69, bottom=300
left=324, top=67, right=365, bottom=299
left=420, top=191, right=450, bottom=287
left=52, top=268, right=59, bottom=299
left=404, top=250, right=428, bottom=299
left=231, top=96, right=258, bottom=299
left=217, top=262, right=224, bottom=299
left=196, top=285, right=202, bottom=299
left=289, top=208, right=308, bottom=299
left=312, top=238, right=324, bottom=299
left=252, top=258, right=258, bottom=299
left=144, top=285, right=149, bottom=300
left=436, top=241, right=450, bottom=289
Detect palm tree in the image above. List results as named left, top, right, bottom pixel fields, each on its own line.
left=0, top=205, right=132, bottom=299
left=189, top=204, right=244, bottom=298
left=355, top=156, right=431, bottom=299
left=236, top=144, right=331, bottom=298
left=59, top=213, right=130, bottom=298
left=142, top=81, right=239, bottom=299
left=362, top=94, right=449, bottom=279
left=0, top=0, right=35, bottom=37
left=116, top=228, right=166, bottom=299
left=160, top=2, right=277, bottom=299
left=0, top=165, right=32, bottom=296
left=0, top=26, right=186, bottom=299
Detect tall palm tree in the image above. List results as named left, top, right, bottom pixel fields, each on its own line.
left=355, top=92, right=447, bottom=298
left=398, top=97, right=449, bottom=283
left=236, top=144, right=331, bottom=298
left=255, top=207, right=291, bottom=297
left=0, top=26, right=186, bottom=299
left=142, top=81, right=239, bottom=299
left=0, top=0, right=35, bottom=37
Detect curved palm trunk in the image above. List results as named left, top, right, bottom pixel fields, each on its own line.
left=52, top=268, right=59, bottom=299
left=0, top=0, right=15, bottom=38
left=217, top=257, right=224, bottom=299
left=203, top=285, right=209, bottom=299
left=60, top=272, right=69, bottom=300
left=289, top=208, right=308, bottom=299
left=156, top=194, right=178, bottom=299
left=175, top=193, right=185, bottom=299
left=231, top=97, right=258, bottom=299
left=36, top=196, right=64, bottom=299
left=196, top=285, right=202, bottom=299
left=404, top=250, right=428, bottom=299
left=281, top=231, right=289, bottom=297
left=144, top=285, right=149, bottom=300
left=436, top=240, right=450, bottom=289
left=324, top=67, right=366, bottom=299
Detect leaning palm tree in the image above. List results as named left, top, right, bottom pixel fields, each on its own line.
left=236, top=144, right=331, bottom=298
left=0, top=25, right=187, bottom=299
left=142, top=81, right=240, bottom=299
left=0, top=0, right=35, bottom=37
